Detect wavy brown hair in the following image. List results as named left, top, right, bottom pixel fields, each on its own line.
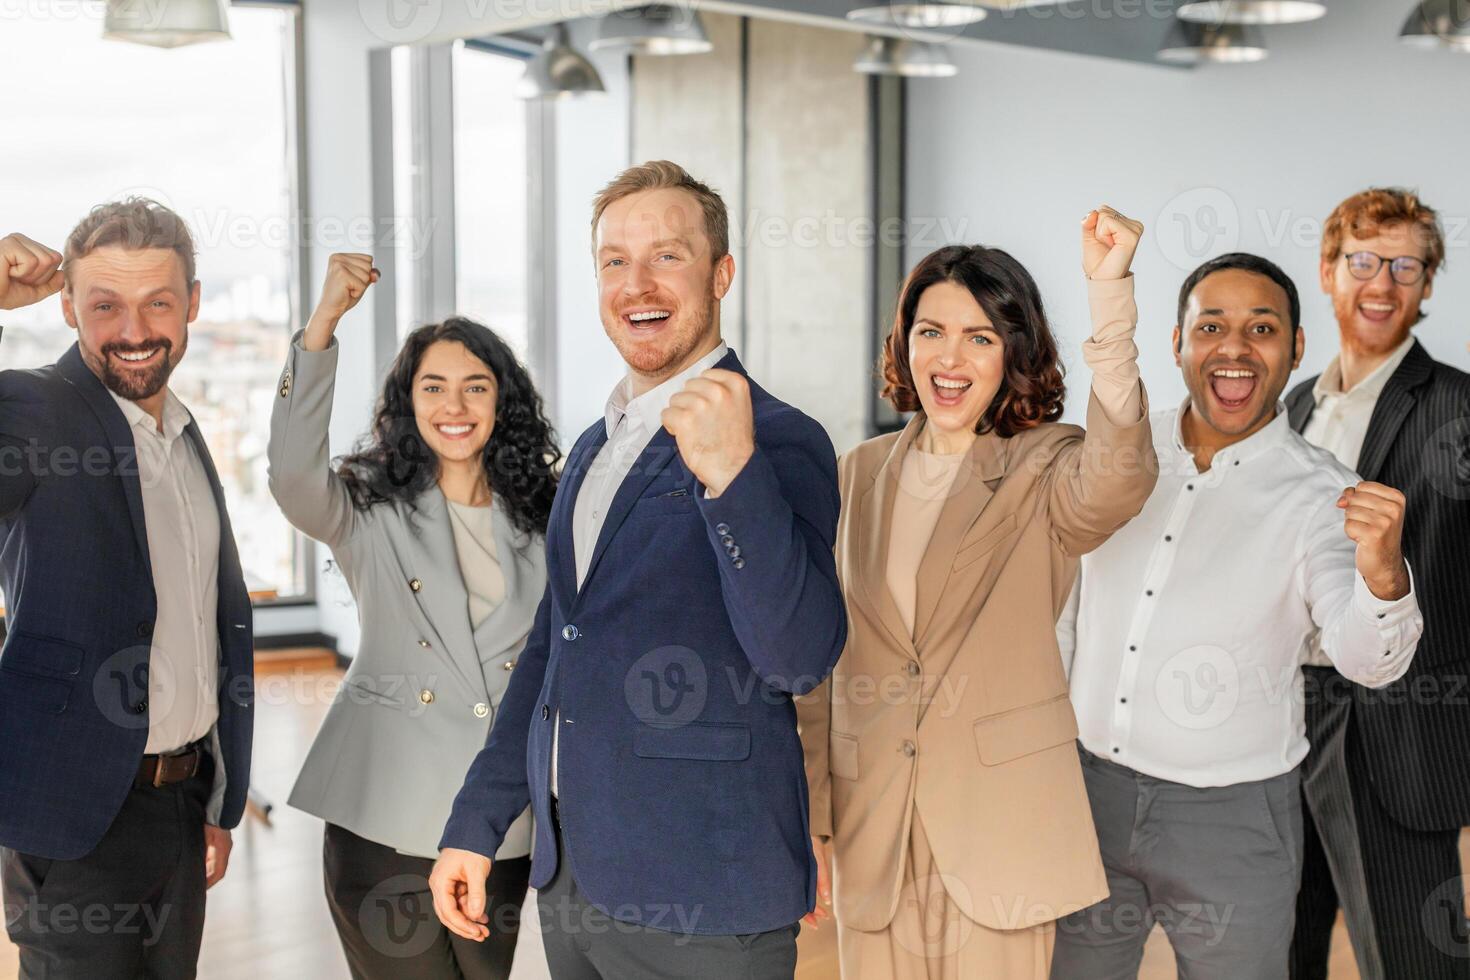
left=880, top=245, right=1066, bottom=438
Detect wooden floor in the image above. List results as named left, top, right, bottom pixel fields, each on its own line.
left=2, top=654, right=1463, bottom=978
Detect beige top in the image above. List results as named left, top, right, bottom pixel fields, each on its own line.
left=887, top=449, right=967, bottom=637
left=446, top=500, right=506, bottom=627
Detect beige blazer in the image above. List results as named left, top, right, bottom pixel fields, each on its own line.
left=797, top=391, right=1157, bottom=933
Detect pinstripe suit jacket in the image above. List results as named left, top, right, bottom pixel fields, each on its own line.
left=1288, top=339, right=1470, bottom=831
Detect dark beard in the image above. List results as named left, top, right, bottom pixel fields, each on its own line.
left=96, top=336, right=181, bottom=402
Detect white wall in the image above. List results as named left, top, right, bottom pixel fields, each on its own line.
left=905, top=0, right=1470, bottom=423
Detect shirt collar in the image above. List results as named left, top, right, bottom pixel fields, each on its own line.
left=603, top=341, right=730, bottom=440
left=108, top=387, right=192, bottom=443
left=1170, top=395, right=1293, bottom=468
left=1312, top=334, right=1416, bottom=407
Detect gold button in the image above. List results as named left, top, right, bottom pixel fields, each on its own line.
left=409, top=578, right=422, bottom=592
left=502, top=660, right=516, bottom=671
left=473, top=703, right=489, bottom=718
left=418, top=689, right=434, bottom=705
left=278, top=373, right=291, bottom=397
left=418, top=639, right=430, bottom=648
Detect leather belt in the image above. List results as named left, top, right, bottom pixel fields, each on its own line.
left=135, top=742, right=203, bottom=789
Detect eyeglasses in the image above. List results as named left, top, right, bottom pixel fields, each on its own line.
left=1343, top=251, right=1429, bottom=286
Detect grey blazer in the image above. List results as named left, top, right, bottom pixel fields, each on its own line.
left=267, top=333, right=540, bottom=859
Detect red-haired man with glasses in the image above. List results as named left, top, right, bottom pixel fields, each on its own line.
left=1286, top=187, right=1470, bottom=980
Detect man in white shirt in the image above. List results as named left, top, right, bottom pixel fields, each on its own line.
left=1286, top=188, right=1470, bottom=980
left=0, top=202, right=254, bottom=979
left=1050, top=252, right=1423, bottom=980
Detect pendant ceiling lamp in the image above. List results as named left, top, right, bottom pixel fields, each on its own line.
left=516, top=25, right=606, bottom=100
left=847, top=0, right=987, bottom=30
left=103, top=0, right=230, bottom=48
left=1399, top=0, right=1470, bottom=50
left=1158, top=20, right=1269, bottom=62
left=590, top=5, right=714, bottom=56
left=853, top=35, right=959, bottom=76
left=1176, top=0, right=1327, bottom=25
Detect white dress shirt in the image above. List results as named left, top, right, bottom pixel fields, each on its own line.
left=108, top=389, right=222, bottom=756
left=1299, top=334, right=1415, bottom=667
left=1058, top=401, right=1423, bottom=787
left=552, top=341, right=730, bottom=796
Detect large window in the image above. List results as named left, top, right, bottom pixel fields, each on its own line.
left=0, top=5, right=307, bottom=598
left=387, top=41, right=535, bottom=367
left=452, top=42, right=531, bottom=361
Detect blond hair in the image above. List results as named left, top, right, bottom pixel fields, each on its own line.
left=64, top=197, right=197, bottom=288
left=590, top=160, right=730, bottom=263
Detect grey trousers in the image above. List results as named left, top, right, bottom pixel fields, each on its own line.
left=1050, top=747, right=1304, bottom=980
left=537, top=807, right=800, bottom=980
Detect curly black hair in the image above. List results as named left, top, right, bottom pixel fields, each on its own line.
left=337, top=317, right=560, bottom=538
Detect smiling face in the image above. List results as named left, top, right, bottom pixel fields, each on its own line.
left=595, top=187, right=734, bottom=390
left=1321, top=221, right=1434, bottom=359
left=61, top=245, right=198, bottom=406
left=412, top=340, right=498, bottom=466
left=1174, top=267, right=1302, bottom=441
left=907, top=279, right=1006, bottom=438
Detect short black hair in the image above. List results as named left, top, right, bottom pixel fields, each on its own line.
left=1176, top=253, right=1301, bottom=351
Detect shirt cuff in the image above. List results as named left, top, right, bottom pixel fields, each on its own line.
left=1352, top=563, right=1419, bottom=623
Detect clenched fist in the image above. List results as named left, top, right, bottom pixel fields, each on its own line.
left=1082, top=206, right=1144, bottom=282
left=0, top=234, right=64, bottom=311
left=302, top=252, right=379, bottom=352
left=428, top=847, right=494, bottom=942
left=661, top=368, right=755, bottom=498
left=1340, top=481, right=1411, bottom=600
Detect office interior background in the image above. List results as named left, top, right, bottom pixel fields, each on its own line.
left=1, top=0, right=1467, bottom=975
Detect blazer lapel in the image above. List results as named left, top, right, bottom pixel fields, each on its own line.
left=407, top=487, right=480, bottom=689
left=471, top=502, right=533, bottom=649
left=1357, top=341, right=1433, bottom=482
left=551, top=427, right=606, bottom=606
left=912, top=431, right=1005, bottom=646
left=56, top=345, right=151, bottom=566
left=579, top=426, right=684, bottom=597
left=857, top=418, right=922, bottom=656
left=1286, top=380, right=1316, bottom=434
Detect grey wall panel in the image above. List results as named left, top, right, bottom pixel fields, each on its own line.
left=745, top=19, right=872, bottom=453
left=630, top=12, right=748, bottom=349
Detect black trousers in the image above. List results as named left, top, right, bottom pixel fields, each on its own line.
left=1290, top=667, right=1470, bottom=980
left=538, top=804, right=800, bottom=980
left=323, top=822, right=531, bottom=980
left=1, top=753, right=214, bottom=980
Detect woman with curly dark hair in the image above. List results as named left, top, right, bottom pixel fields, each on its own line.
left=796, top=209, right=1159, bottom=978
left=267, top=253, right=559, bottom=980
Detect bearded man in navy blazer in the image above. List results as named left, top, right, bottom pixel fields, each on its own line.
left=0, top=203, right=253, bottom=979
left=430, top=161, right=846, bottom=978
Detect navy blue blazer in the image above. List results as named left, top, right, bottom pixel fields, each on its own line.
left=0, top=344, right=254, bottom=860
left=441, top=349, right=846, bottom=936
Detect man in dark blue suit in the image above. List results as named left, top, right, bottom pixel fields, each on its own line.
left=0, top=204, right=254, bottom=979
left=430, top=161, right=847, bottom=978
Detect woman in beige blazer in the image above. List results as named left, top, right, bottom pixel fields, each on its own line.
left=797, top=208, right=1159, bottom=978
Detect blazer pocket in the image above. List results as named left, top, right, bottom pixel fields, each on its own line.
left=0, top=670, right=72, bottom=715
left=1, top=632, right=85, bottom=679
left=340, top=680, right=403, bottom=708
left=633, top=722, right=751, bottom=761
left=973, top=693, right=1078, bottom=766
left=829, top=731, right=859, bottom=781
left=953, top=514, right=1018, bottom=570
left=630, top=492, right=697, bottom=518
